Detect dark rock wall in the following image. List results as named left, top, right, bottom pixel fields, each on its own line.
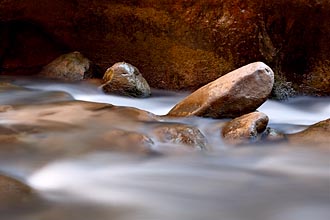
left=0, top=0, right=329, bottom=95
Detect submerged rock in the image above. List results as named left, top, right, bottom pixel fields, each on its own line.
left=151, top=123, right=207, bottom=150
left=167, top=62, right=274, bottom=118
left=102, top=62, right=151, bottom=98
left=221, top=112, right=269, bottom=145
left=288, top=119, right=330, bottom=147
left=261, top=127, right=287, bottom=143
left=0, top=82, right=74, bottom=105
left=0, top=174, right=37, bottom=210
left=39, top=51, right=101, bottom=81
left=96, top=129, right=155, bottom=154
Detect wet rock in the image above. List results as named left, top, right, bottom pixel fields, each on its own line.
left=167, top=62, right=274, bottom=118
left=96, top=129, right=155, bottom=154
left=261, top=127, right=287, bottom=143
left=0, top=82, right=24, bottom=92
left=102, top=62, right=151, bottom=98
left=0, top=82, right=74, bottom=105
left=0, top=100, right=161, bottom=155
left=0, top=105, right=13, bottom=112
left=0, top=174, right=36, bottom=210
left=151, top=123, right=207, bottom=150
left=0, top=125, right=20, bottom=144
left=39, top=51, right=101, bottom=81
left=221, top=112, right=269, bottom=145
left=288, top=119, right=330, bottom=147
left=2, top=1, right=329, bottom=95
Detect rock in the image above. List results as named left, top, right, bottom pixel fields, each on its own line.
left=261, top=127, right=287, bottom=143
left=39, top=51, right=101, bottom=81
left=0, top=82, right=74, bottom=105
left=101, top=62, right=151, bottom=98
left=0, top=174, right=37, bottom=210
left=221, top=112, right=269, bottom=145
left=150, top=123, right=207, bottom=150
left=1, top=1, right=329, bottom=96
left=167, top=62, right=274, bottom=118
left=0, top=100, right=161, bottom=155
left=95, top=129, right=155, bottom=154
left=288, top=119, right=330, bottom=147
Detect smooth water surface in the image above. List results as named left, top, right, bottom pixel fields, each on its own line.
left=0, top=78, right=329, bottom=220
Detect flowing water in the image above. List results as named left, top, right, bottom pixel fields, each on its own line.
left=0, top=77, right=329, bottom=220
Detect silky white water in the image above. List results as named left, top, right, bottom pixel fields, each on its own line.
left=0, top=79, right=329, bottom=220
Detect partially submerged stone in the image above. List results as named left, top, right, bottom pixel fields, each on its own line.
left=288, top=119, right=330, bottom=147
left=221, top=112, right=269, bottom=145
left=96, top=129, right=155, bottom=154
left=151, top=123, right=207, bottom=150
left=0, top=174, right=37, bottom=210
left=40, top=51, right=101, bottom=81
left=167, top=62, right=274, bottom=118
left=261, top=127, right=287, bottom=143
left=101, top=62, right=151, bottom=98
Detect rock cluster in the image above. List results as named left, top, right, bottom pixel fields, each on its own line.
left=39, top=52, right=151, bottom=98
left=2, top=61, right=327, bottom=151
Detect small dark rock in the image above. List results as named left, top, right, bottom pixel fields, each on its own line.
left=39, top=51, right=100, bottom=81
left=261, top=127, right=287, bottom=143
left=101, top=62, right=151, bottom=98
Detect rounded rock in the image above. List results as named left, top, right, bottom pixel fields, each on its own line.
left=40, top=51, right=100, bottom=81
left=102, top=62, right=151, bottom=98
left=167, top=62, right=274, bottom=118
left=221, top=112, right=269, bottom=145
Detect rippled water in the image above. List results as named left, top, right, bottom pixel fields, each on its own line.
left=0, top=78, right=329, bottom=220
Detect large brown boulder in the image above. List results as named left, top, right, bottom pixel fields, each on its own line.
left=0, top=0, right=329, bottom=96
left=167, top=62, right=274, bottom=118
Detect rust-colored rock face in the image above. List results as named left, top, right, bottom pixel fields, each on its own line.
left=0, top=0, right=329, bottom=95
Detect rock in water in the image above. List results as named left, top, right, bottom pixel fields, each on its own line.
left=150, top=123, right=207, bottom=150
left=102, top=62, right=151, bottom=98
left=288, top=118, right=330, bottom=147
left=40, top=51, right=100, bottom=81
left=221, top=112, right=269, bottom=145
left=0, top=174, right=37, bottom=210
left=167, top=62, right=274, bottom=118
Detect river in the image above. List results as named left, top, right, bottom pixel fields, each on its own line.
left=0, top=78, right=329, bottom=220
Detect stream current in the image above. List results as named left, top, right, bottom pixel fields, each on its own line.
left=0, top=78, right=329, bottom=220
